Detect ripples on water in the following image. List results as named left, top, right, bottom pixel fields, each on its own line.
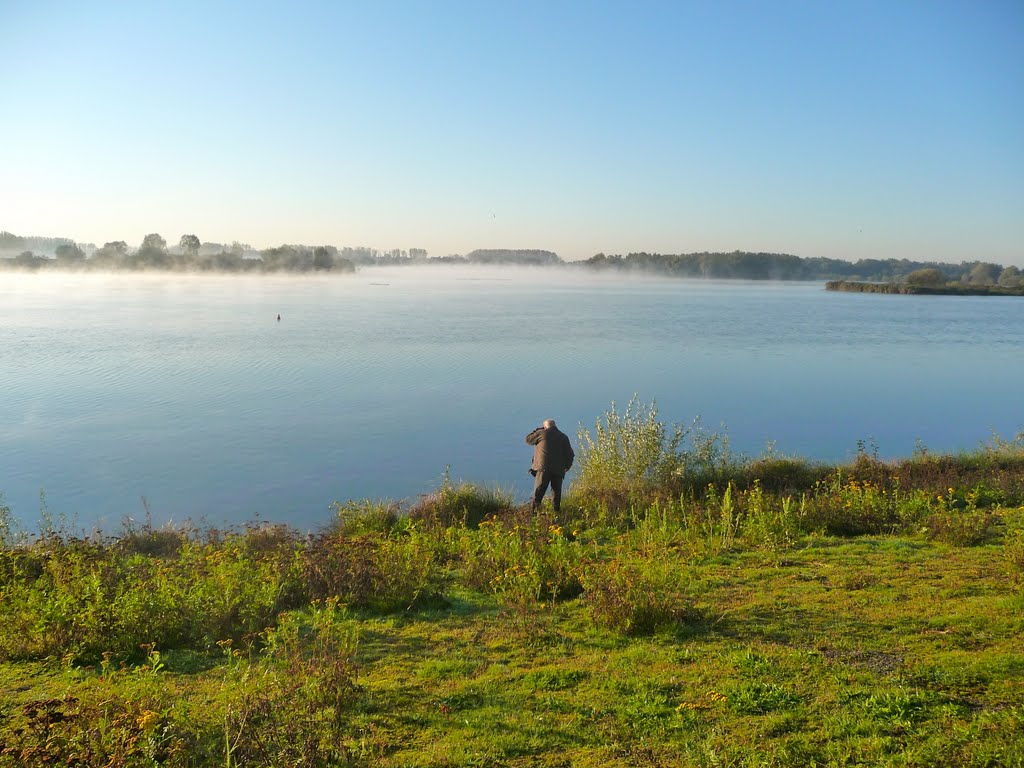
left=2, top=267, right=1022, bottom=531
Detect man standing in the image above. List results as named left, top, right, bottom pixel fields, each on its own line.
left=526, top=419, right=575, bottom=512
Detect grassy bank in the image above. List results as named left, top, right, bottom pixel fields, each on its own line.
left=2, top=404, right=1023, bottom=766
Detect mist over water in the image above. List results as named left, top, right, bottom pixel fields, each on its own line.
left=3, top=266, right=1023, bottom=533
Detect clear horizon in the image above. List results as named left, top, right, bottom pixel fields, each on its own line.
left=2, top=1, right=1022, bottom=266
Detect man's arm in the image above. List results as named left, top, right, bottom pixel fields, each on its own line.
left=526, top=427, right=544, bottom=445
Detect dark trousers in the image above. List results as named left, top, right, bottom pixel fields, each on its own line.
left=531, top=471, right=565, bottom=511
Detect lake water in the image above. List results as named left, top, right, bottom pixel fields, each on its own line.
left=3, top=266, right=1022, bottom=533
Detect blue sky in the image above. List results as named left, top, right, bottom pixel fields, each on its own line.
left=2, top=0, right=1022, bottom=264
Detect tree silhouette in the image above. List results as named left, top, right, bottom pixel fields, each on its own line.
left=179, top=234, right=201, bottom=258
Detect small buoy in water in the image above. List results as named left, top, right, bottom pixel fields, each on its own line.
left=277, top=314, right=281, bottom=321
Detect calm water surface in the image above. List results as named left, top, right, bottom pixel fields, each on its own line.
left=3, top=267, right=1022, bottom=531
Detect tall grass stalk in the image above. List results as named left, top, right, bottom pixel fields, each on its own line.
left=688, top=482, right=739, bottom=554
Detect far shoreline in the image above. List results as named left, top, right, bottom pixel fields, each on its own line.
left=826, top=279, right=1024, bottom=297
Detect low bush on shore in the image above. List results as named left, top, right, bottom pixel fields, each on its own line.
left=1, top=407, right=1023, bottom=766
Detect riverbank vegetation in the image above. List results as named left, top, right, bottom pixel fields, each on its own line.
left=827, top=280, right=1024, bottom=297
left=581, top=253, right=1024, bottom=289
left=2, top=401, right=1023, bottom=766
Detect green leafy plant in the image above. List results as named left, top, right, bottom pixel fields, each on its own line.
left=580, top=556, right=686, bottom=635
left=300, top=527, right=441, bottom=612
left=727, top=681, right=802, bottom=715
left=741, top=481, right=799, bottom=551
left=802, top=473, right=900, bottom=535
left=692, top=481, right=740, bottom=553
left=459, top=516, right=584, bottom=610
left=224, top=599, right=360, bottom=767
left=1005, top=527, right=1024, bottom=577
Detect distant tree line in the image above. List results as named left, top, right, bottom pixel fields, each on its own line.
left=825, top=261, right=1022, bottom=289
left=577, top=250, right=1022, bottom=286
left=464, top=249, right=561, bottom=265
left=388, top=249, right=561, bottom=265
left=0, top=231, right=565, bottom=272
left=330, top=248, right=561, bottom=266
left=4, top=229, right=1019, bottom=284
left=0, top=231, right=81, bottom=255
left=0, top=231, right=364, bottom=273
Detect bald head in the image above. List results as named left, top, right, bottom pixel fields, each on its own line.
left=543, top=419, right=556, bottom=428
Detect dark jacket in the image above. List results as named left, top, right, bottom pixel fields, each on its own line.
left=526, top=425, right=575, bottom=475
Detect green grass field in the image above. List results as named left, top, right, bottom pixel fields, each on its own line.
left=2, top=405, right=1023, bottom=766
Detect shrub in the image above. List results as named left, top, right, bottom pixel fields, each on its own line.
left=0, top=690, right=187, bottom=766
left=740, top=482, right=800, bottom=551
left=573, top=397, right=683, bottom=509
left=922, top=487, right=1002, bottom=546
left=114, top=516, right=194, bottom=558
left=739, top=456, right=830, bottom=494
left=801, top=473, right=900, bottom=536
left=894, top=488, right=934, bottom=530
left=300, top=528, right=440, bottom=612
left=173, top=538, right=292, bottom=647
left=895, top=449, right=1024, bottom=507
left=458, top=516, right=584, bottom=608
left=904, top=267, right=947, bottom=288
left=1004, top=528, right=1024, bottom=577
left=372, top=531, right=442, bottom=611
left=0, top=534, right=298, bottom=663
left=0, top=541, right=134, bottom=661
left=580, top=556, right=687, bottom=636
left=574, top=396, right=733, bottom=511
left=925, top=511, right=1000, bottom=547
left=224, top=600, right=360, bottom=767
